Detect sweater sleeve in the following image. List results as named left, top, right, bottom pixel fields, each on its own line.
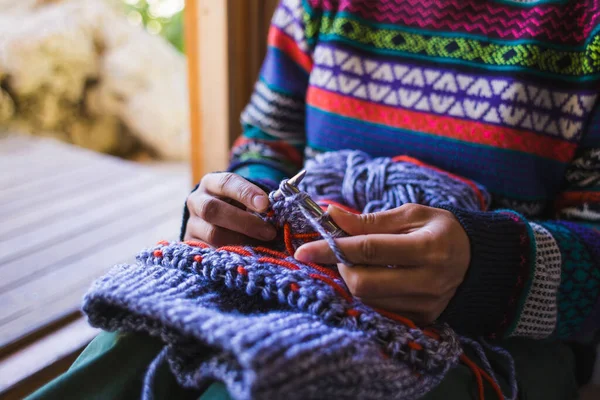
left=439, top=107, right=600, bottom=341
left=228, top=0, right=318, bottom=189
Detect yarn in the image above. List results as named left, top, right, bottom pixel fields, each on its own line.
left=83, top=150, right=510, bottom=400
left=298, top=150, right=490, bottom=214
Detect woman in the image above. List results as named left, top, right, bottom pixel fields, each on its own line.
left=31, top=0, right=599, bottom=398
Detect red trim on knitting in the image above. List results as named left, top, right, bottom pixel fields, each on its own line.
left=347, top=308, right=361, bottom=318
left=290, top=282, right=300, bottom=292
left=373, top=307, right=418, bottom=329
left=254, top=247, right=291, bottom=260
left=309, top=273, right=354, bottom=303
left=184, top=240, right=209, bottom=248
left=307, top=87, right=577, bottom=163
left=302, top=260, right=341, bottom=279
left=392, top=155, right=488, bottom=211
left=284, top=223, right=296, bottom=256
left=267, top=26, right=313, bottom=73
left=153, top=250, right=163, bottom=257
left=218, top=246, right=253, bottom=257
left=237, top=266, right=248, bottom=275
left=193, top=255, right=203, bottom=263
left=157, top=240, right=169, bottom=245
left=292, top=232, right=322, bottom=239
left=258, top=256, right=301, bottom=271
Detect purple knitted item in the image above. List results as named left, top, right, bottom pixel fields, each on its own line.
left=82, top=151, right=498, bottom=400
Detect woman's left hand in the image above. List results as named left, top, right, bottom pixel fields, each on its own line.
left=294, top=204, right=471, bottom=324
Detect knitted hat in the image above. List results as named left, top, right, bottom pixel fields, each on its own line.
left=83, top=151, right=498, bottom=400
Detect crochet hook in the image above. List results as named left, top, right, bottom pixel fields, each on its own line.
left=272, top=169, right=347, bottom=238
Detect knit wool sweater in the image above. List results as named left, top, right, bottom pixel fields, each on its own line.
left=220, top=0, right=600, bottom=341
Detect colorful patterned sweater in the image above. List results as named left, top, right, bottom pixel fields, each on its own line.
left=224, top=0, right=600, bottom=341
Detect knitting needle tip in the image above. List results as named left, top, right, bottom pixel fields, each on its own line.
left=288, top=169, right=307, bottom=187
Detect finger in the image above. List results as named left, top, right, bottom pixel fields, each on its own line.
left=338, top=263, right=454, bottom=300
left=185, top=217, right=251, bottom=247
left=189, top=194, right=276, bottom=241
left=295, top=232, right=429, bottom=266
left=327, top=203, right=429, bottom=236
left=201, top=172, right=270, bottom=212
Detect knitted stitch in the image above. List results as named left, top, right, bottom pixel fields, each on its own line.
left=83, top=152, right=511, bottom=400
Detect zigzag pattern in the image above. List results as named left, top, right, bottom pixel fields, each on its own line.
left=310, top=45, right=597, bottom=140
left=314, top=15, right=600, bottom=77
left=309, top=0, right=600, bottom=45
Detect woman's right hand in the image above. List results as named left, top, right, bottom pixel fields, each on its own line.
left=184, top=172, right=277, bottom=246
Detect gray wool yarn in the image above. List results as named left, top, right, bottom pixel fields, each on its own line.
left=82, top=150, right=501, bottom=400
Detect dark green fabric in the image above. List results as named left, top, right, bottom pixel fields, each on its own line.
left=28, top=331, right=579, bottom=400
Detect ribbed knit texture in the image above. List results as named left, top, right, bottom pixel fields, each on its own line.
left=216, top=0, right=600, bottom=341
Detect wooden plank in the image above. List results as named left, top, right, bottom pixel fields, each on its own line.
left=0, top=154, right=95, bottom=191
left=0, top=183, right=181, bottom=293
left=0, top=160, right=128, bottom=209
left=0, top=195, right=183, bottom=322
left=0, top=317, right=99, bottom=395
left=0, top=217, right=179, bottom=349
left=0, top=167, right=156, bottom=238
left=0, top=184, right=186, bottom=293
left=0, top=177, right=184, bottom=264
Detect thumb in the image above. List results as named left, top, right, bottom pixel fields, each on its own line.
left=327, top=205, right=395, bottom=235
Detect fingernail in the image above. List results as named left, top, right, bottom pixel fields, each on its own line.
left=294, top=246, right=313, bottom=263
left=253, top=194, right=269, bottom=211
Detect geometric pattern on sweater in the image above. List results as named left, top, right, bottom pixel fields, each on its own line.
left=241, top=81, right=306, bottom=139
left=310, top=0, right=596, bottom=45
left=311, top=15, right=600, bottom=77
left=510, top=222, right=562, bottom=339
left=310, top=44, right=597, bottom=140
left=272, top=0, right=311, bottom=54
left=539, top=221, right=600, bottom=338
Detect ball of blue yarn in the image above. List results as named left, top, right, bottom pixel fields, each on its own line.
left=298, top=150, right=490, bottom=213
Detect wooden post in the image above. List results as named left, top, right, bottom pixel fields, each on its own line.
left=184, top=0, right=202, bottom=185
left=184, top=0, right=278, bottom=186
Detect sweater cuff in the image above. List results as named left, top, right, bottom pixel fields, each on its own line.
left=436, top=206, right=533, bottom=338
left=179, top=176, right=280, bottom=241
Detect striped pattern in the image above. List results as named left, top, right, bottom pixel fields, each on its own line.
left=227, top=0, right=600, bottom=340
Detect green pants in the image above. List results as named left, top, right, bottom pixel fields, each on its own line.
left=28, top=331, right=579, bottom=400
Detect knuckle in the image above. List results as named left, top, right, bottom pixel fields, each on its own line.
left=358, top=212, right=378, bottom=226
left=198, top=197, right=219, bottom=221
left=216, top=172, right=236, bottom=193
left=359, top=237, right=377, bottom=262
left=400, top=203, right=424, bottom=219
left=204, top=225, right=220, bottom=245
left=238, top=185, right=255, bottom=205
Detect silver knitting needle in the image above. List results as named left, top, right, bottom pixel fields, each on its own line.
left=272, top=170, right=346, bottom=238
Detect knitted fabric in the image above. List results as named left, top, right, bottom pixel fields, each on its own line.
left=82, top=152, right=509, bottom=400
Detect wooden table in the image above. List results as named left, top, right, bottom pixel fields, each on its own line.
left=0, top=135, right=189, bottom=398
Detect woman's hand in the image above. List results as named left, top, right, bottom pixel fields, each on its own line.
left=294, top=204, right=470, bottom=324
left=184, top=172, right=277, bottom=246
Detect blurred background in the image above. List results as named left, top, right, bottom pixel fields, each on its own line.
left=0, top=0, right=275, bottom=398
